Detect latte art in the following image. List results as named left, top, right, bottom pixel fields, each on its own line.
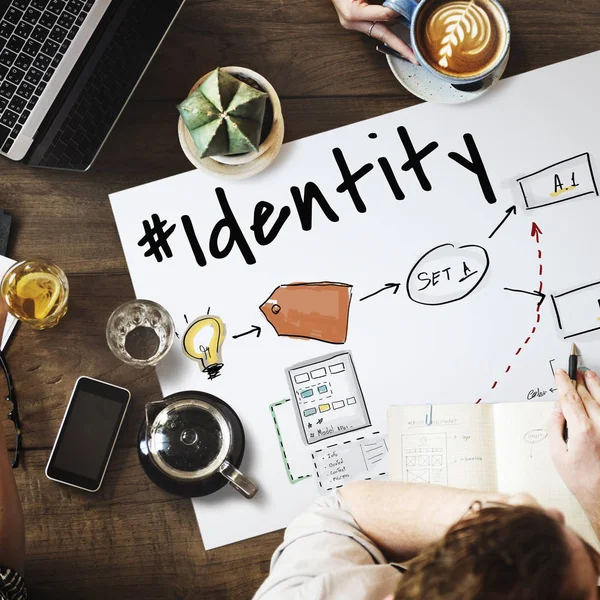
left=415, top=0, right=508, bottom=79
left=431, top=1, right=491, bottom=69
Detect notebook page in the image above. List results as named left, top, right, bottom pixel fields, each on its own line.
left=388, top=404, right=497, bottom=492
left=492, top=401, right=598, bottom=550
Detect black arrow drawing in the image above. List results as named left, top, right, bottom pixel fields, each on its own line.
left=359, top=283, right=402, bottom=302
left=488, top=205, right=517, bottom=239
left=504, top=287, right=546, bottom=307
left=232, top=325, right=262, bottom=339
left=549, top=387, right=557, bottom=393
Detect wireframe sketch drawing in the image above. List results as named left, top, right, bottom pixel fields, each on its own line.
left=402, top=432, right=448, bottom=485
left=260, top=282, right=352, bottom=344
left=517, top=153, right=598, bottom=210
left=286, top=351, right=370, bottom=445
left=311, top=433, right=388, bottom=492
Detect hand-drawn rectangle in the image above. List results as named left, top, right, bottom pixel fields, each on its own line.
left=294, top=373, right=310, bottom=384
left=551, top=281, right=600, bottom=339
left=312, top=433, right=388, bottom=492
left=406, top=469, right=430, bottom=484
left=517, top=153, right=598, bottom=210
left=287, top=351, right=371, bottom=445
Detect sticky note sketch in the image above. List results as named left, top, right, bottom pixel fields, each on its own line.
left=286, top=351, right=370, bottom=445
left=517, top=153, right=598, bottom=210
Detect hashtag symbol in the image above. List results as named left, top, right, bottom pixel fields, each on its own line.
left=137, top=214, right=176, bottom=263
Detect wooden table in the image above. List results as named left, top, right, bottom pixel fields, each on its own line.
left=0, top=0, right=597, bottom=597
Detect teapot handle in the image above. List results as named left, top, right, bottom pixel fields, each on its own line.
left=219, top=460, right=258, bottom=499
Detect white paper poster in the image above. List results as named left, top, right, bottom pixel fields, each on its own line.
left=111, top=51, right=600, bottom=549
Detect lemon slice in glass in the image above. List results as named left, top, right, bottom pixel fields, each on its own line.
left=16, top=272, right=61, bottom=319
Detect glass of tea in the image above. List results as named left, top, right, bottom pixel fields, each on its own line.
left=106, top=299, right=174, bottom=368
left=1, top=259, right=69, bottom=330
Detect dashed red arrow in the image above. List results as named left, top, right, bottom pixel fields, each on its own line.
left=477, top=222, right=544, bottom=404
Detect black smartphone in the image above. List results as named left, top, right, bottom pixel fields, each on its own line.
left=46, top=376, right=130, bottom=492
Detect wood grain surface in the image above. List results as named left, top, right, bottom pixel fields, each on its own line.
left=0, top=0, right=598, bottom=597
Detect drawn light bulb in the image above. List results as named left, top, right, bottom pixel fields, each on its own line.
left=182, top=315, right=226, bottom=380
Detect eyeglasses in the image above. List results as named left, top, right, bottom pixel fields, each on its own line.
left=0, top=351, right=20, bottom=468
left=462, top=500, right=508, bottom=519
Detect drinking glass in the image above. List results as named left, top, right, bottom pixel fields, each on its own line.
left=106, top=299, right=174, bottom=367
left=1, top=259, right=69, bottom=330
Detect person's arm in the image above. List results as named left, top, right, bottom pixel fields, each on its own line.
left=253, top=493, right=401, bottom=600
left=0, top=304, right=25, bottom=576
left=0, top=423, right=24, bottom=576
left=340, top=481, right=508, bottom=562
left=547, top=367, right=600, bottom=540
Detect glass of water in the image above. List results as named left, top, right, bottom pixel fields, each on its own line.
left=106, top=299, right=174, bottom=367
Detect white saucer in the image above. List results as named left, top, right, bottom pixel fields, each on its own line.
left=386, top=27, right=509, bottom=104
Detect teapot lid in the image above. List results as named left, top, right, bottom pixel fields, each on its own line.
left=148, top=397, right=231, bottom=481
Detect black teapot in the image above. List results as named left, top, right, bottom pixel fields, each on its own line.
left=138, top=390, right=258, bottom=498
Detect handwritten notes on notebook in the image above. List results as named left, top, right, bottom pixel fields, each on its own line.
left=388, top=402, right=598, bottom=550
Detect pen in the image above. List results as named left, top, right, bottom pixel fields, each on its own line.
left=568, top=343, right=578, bottom=384
left=564, top=343, right=579, bottom=443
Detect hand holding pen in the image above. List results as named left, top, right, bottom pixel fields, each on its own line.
left=548, top=367, right=600, bottom=536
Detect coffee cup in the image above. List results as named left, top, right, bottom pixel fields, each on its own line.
left=382, top=0, right=510, bottom=91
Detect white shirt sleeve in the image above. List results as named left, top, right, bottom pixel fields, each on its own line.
left=253, top=492, right=402, bottom=600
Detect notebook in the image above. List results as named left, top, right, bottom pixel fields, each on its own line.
left=387, top=401, right=598, bottom=550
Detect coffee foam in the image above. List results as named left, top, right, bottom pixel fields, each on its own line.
left=416, top=0, right=507, bottom=79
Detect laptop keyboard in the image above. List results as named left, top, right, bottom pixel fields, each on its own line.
left=0, top=0, right=96, bottom=154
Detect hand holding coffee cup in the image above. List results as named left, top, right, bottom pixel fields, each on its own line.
left=382, top=0, right=510, bottom=91
left=330, top=0, right=418, bottom=63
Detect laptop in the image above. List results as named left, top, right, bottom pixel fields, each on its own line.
left=0, top=0, right=185, bottom=170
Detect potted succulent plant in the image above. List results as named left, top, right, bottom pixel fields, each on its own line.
left=177, top=67, right=284, bottom=179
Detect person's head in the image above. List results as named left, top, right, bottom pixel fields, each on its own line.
left=388, top=494, right=600, bottom=600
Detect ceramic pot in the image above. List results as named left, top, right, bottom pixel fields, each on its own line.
left=178, top=66, right=284, bottom=180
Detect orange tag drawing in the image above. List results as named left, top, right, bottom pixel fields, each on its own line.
left=259, top=282, right=352, bottom=344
